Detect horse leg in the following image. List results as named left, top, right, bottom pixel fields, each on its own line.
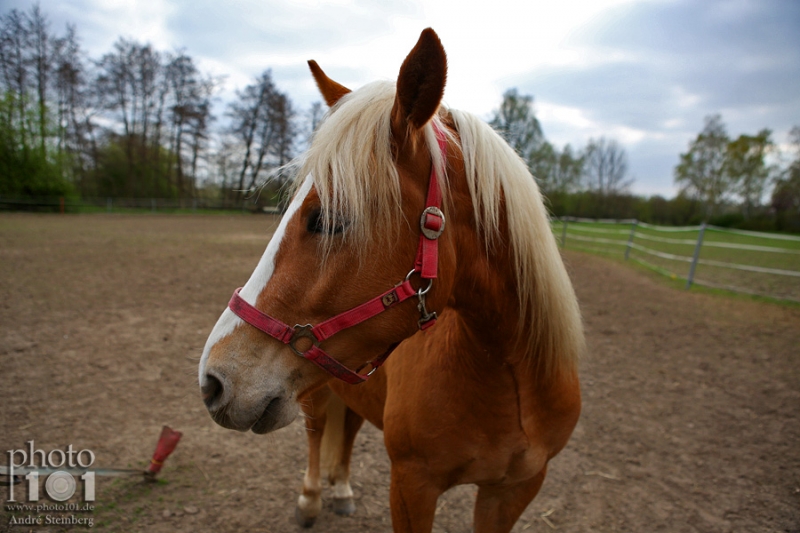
left=388, top=463, right=442, bottom=533
left=323, top=395, right=364, bottom=516
left=472, top=467, right=547, bottom=533
left=296, top=386, right=331, bottom=528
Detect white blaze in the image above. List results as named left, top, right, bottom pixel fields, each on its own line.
left=198, top=175, right=314, bottom=383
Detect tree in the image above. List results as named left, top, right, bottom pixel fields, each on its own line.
left=0, top=6, right=73, bottom=197
left=674, top=114, right=731, bottom=219
left=530, top=141, right=584, bottom=194
left=677, top=116, right=779, bottom=221
left=725, top=129, right=774, bottom=217
left=583, top=137, right=631, bottom=196
left=771, top=126, right=800, bottom=231
left=489, top=88, right=543, bottom=166
left=165, top=52, right=215, bottom=196
left=301, top=101, right=324, bottom=147
left=29, top=4, right=51, bottom=154
left=93, top=39, right=216, bottom=198
left=0, top=9, right=30, bottom=150
left=228, top=70, right=296, bottom=201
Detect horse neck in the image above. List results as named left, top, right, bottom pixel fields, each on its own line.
left=445, top=170, right=527, bottom=363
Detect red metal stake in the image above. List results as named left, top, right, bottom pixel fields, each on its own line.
left=144, top=426, right=183, bottom=480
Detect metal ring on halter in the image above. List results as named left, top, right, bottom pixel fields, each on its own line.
left=355, top=361, right=380, bottom=377
left=404, top=269, right=433, bottom=295
left=417, top=281, right=433, bottom=297
left=289, top=324, right=320, bottom=356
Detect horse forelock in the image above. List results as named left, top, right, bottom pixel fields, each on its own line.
left=290, top=81, right=448, bottom=257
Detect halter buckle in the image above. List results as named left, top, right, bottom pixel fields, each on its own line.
left=289, top=324, right=320, bottom=356
left=420, top=206, right=445, bottom=240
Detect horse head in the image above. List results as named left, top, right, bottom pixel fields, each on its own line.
left=199, top=29, right=457, bottom=433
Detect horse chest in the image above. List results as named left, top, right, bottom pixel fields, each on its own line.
left=382, top=358, right=550, bottom=486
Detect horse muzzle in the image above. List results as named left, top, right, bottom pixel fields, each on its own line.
left=200, top=367, right=298, bottom=433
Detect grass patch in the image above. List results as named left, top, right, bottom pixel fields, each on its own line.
left=553, top=220, right=800, bottom=306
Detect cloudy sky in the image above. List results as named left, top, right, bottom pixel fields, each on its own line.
left=10, top=0, right=800, bottom=196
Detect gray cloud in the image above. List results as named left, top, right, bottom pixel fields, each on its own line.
left=6, top=0, right=798, bottom=196
left=166, top=0, right=424, bottom=71
left=512, top=0, right=800, bottom=194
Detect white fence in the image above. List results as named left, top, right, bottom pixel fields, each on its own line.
left=553, top=217, right=800, bottom=303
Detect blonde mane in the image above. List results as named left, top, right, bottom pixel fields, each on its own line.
left=296, top=81, right=449, bottom=250
left=294, top=81, right=583, bottom=376
left=449, top=109, right=583, bottom=376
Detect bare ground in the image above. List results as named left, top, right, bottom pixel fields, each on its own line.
left=1, top=213, right=798, bottom=533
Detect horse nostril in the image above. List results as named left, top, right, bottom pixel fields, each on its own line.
left=202, top=372, right=224, bottom=410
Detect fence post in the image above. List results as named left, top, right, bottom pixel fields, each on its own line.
left=107, top=197, right=112, bottom=213
left=560, top=218, right=568, bottom=248
left=624, top=219, right=638, bottom=260
left=685, top=222, right=707, bottom=289
left=151, top=198, right=156, bottom=213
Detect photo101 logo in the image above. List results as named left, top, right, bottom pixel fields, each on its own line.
left=5, top=441, right=96, bottom=503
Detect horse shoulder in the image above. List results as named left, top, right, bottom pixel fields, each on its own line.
left=329, top=369, right=388, bottom=430
left=518, top=367, right=582, bottom=460
left=378, top=314, right=556, bottom=484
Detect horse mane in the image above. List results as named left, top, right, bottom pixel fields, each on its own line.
left=293, top=81, right=583, bottom=377
left=294, top=81, right=449, bottom=252
left=448, top=109, right=584, bottom=377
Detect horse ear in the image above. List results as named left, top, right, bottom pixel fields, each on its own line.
left=392, top=28, right=447, bottom=133
left=308, top=60, right=351, bottom=107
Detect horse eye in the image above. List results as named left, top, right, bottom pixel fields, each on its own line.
left=307, top=209, right=346, bottom=235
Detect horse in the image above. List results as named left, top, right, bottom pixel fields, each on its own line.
left=199, top=28, right=584, bottom=533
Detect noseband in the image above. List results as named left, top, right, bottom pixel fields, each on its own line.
left=227, top=125, right=447, bottom=385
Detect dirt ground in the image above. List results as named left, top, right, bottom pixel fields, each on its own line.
left=1, top=213, right=798, bottom=533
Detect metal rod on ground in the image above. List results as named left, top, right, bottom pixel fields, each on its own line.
left=686, top=222, right=707, bottom=289
left=624, top=219, right=638, bottom=260
left=561, top=218, right=568, bottom=248
left=0, top=426, right=182, bottom=489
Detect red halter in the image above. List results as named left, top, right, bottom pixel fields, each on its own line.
left=227, top=125, right=447, bottom=385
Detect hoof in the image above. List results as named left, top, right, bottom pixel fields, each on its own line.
left=295, top=506, right=317, bottom=528
left=332, top=497, right=356, bottom=516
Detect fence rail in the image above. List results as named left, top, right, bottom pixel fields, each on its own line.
left=553, top=217, right=800, bottom=303
left=0, top=195, right=282, bottom=213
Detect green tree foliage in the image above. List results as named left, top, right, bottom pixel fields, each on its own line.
left=725, top=129, right=774, bottom=217
left=488, top=89, right=636, bottom=220
left=771, top=126, right=800, bottom=231
left=674, top=114, right=730, bottom=219
left=530, top=141, right=585, bottom=216
left=0, top=93, right=72, bottom=196
left=0, top=4, right=229, bottom=201
left=675, top=116, right=778, bottom=222
left=530, top=141, right=584, bottom=195
left=94, top=39, right=217, bottom=198
left=90, top=133, right=178, bottom=198
left=0, top=7, right=73, bottom=197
